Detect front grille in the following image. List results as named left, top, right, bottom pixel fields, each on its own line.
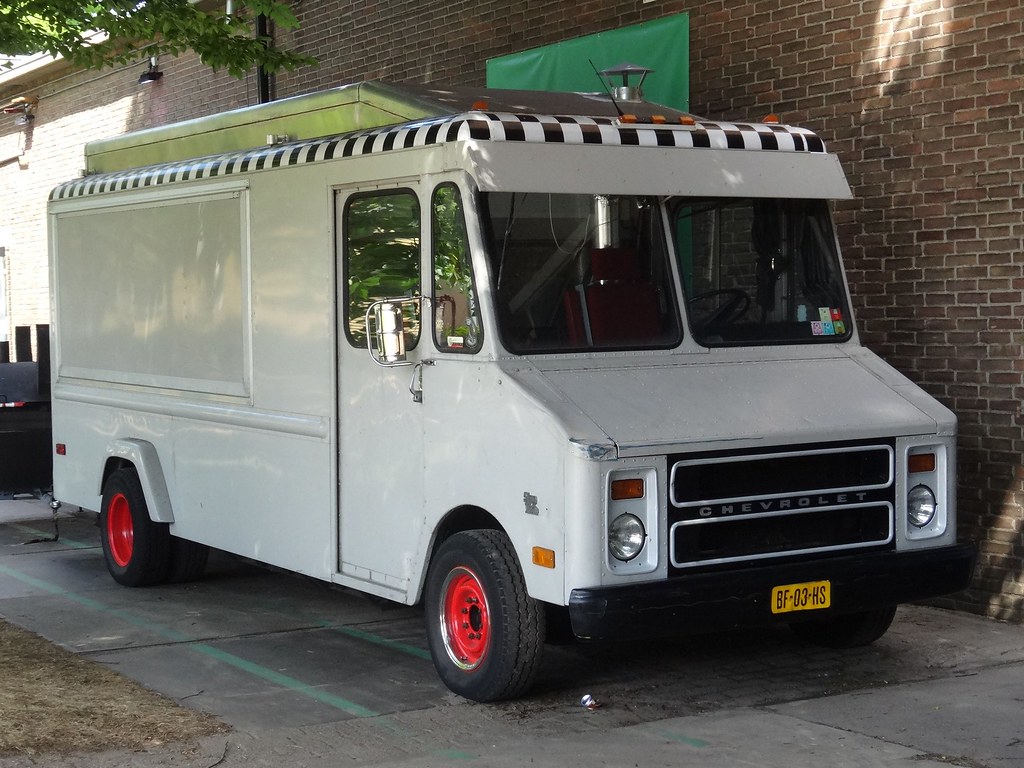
left=668, top=442, right=895, bottom=572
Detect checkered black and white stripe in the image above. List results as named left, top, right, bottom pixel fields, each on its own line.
left=51, top=112, right=827, bottom=200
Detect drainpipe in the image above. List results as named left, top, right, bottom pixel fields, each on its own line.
left=255, top=13, right=272, bottom=104
left=223, top=0, right=271, bottom=104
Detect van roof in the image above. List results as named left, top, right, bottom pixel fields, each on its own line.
left=83, top=80, right=705, bottom=174
left=53, top=87, right=829, bottom=202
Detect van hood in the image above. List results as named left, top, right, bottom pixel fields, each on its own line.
left=502, top=351, right=954, bottom=458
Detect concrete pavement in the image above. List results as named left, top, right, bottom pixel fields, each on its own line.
left=2, top=496, right=1022, bottom=768
left=10, top=651, right=1016, bottom=768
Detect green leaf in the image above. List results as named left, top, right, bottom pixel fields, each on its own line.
left=0, top=0, right=314, bottom=77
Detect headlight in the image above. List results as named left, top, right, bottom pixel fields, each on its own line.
left=907, top=484, right=936, bottom=528
left=608, top=513, right=646, bottom=561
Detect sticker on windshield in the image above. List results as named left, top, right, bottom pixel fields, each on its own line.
left=810, top=308, right=845, bottom=336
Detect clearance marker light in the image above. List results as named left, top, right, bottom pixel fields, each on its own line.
left=55, top=443, right=67, bottom=456
left=763, top=113, right=781, bottom=124
left=611, top=478, right=645, bottom=500
left=678, top=116, right=696, bottom=126
left=532, top=547, right=556, bottom=568
left=908, top=453, right=936, bottom=473
left=471, top=100, right=489, bottom=111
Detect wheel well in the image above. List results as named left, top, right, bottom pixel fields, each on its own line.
left=101, top=457, right=135, bottom=492
left=431, top=505, right=503, bottom=560
left=412, top=506, right=506, bottom=607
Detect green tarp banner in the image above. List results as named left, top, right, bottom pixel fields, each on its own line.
left=486, top=14, right=689, bottom=112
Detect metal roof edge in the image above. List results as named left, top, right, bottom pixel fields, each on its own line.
left=52, top=111, right=834, bottom=202
left=83, top=80, right=456, bottom=173
left=0, top=53, right=64, bottom=92
left=1, top=32, right=109, bottom=93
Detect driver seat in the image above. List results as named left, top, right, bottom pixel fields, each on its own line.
left=563, top=247, right=661, bottom=345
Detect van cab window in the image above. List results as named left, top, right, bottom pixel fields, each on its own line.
left=674, top=198, right=851, bottom=346
left=432, top=185, right=482, bottom=353
left=343, top=190, right=421, bottom=348
left=482, top=192, right=681, bottom=354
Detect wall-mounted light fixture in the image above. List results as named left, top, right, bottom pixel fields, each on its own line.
left=2, top=96, right=38, bottom=126
left=137, top=56, right=163, bottom=85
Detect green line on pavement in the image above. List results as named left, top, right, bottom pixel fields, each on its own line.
left=330, top=623, right=432, bottom=662
left=0, top=561, right=380, bottom=718
left=650, top=729, right=710, bottom=748
left=190, top=643, right=378, bottom=717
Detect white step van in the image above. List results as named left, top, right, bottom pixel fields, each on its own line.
left=48, top=81, right=975, bottom=700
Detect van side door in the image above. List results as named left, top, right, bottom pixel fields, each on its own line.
left=335, top=185, right=426, bottom=600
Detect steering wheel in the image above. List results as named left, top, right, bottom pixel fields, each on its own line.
left=688, top=288, right=751, bottom=331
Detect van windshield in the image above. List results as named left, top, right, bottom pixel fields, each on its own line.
left=673, top=198, right=852, bottom=346
left=482, top=192, right=682, bottom=354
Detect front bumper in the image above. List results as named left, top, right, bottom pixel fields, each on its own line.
left=568, top=543, right=976, bottom=641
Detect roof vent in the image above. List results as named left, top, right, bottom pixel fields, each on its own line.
left=599, top=62, right=654, bottom=102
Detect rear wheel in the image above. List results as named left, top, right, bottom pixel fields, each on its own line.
left=790, top=605, right=897, bottom=649
left=425, top=530, right=545, bottom=702
left=100, top=468, right=170, bottom=587
left=167, top=537, right=209, bottom=583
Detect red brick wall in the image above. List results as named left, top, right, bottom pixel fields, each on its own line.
left=814, top=0, right=1023, bottom=620
left=1, top=0, right=1020, bottom=618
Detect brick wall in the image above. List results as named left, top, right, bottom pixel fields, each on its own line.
left=1, top=0, right=1020, bottom=618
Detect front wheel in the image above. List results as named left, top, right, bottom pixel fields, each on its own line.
left=425, top=530, right=545, bottom=702
left=100, top=468, right=170, bottom=587
left=789, top=605, right=897, bottom=649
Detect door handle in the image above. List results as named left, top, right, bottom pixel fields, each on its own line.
left=408, top=360, right=435, bottom=403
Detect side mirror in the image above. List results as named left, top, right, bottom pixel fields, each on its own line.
left=367, top=300, right=411, bottom=366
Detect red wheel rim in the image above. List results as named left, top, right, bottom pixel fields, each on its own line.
left=439, top=566, right=490, bottom=670
left=107, top=492, right=134, bottom=567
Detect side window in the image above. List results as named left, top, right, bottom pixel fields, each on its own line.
left=344, top=190, right=421, bottom=348
left=432, top=184, right=482, bottom=353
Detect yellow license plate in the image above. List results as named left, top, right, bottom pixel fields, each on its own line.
left=771, top=580, right=831, bottom=614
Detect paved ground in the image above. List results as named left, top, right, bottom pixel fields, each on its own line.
left=2, top=497, right=1023, bottom=767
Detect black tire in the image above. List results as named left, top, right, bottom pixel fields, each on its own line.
left=99, top=468, right=170, bottom=587
left=167, top=537, right=209, bottom=583
left=424, top=530, right=545, bottom=702
left=789, top=605, right=898, bottom=649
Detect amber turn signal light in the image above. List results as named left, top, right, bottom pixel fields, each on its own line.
left=908, top=453, right=936, bottom=473
left=611, top=479, right=645, bottom=500
left=532, top=547, right=555, bottom=568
